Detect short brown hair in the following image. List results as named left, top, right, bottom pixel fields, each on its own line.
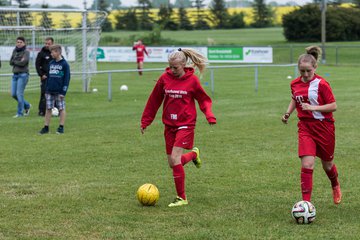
left=49, top=44, right=62, bottom=53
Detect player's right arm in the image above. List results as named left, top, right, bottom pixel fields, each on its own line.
left=282, top=99, right=296, bottom=124
left=140, top=78, right=165, bottom=132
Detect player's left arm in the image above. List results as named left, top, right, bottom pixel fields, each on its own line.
left=60, top=63, right=71, bottom=97
left=301, top=102, right=337, bottom=112
left=194, top=80, right=216, bottom=124
left=144, top=46, right=149, bottom=57
left=301, top=81, right=336, bottom=112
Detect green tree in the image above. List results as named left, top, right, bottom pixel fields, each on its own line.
left=137, top=0, right=153, bottom=30
left=60, top=13, right=72, bottom=29
left=97, top=0, right=113, bottom=32
left=0, top=0, right=8, bottom=26
left=209, top=0, right=229, bottom=29
left=251, top=0, right=274, bottom=28
left=178, top=5, right=193, bottom=30
left=115, top=8, right=138, bottom=30
left=39, top=4, right=54, bottom=29
left=157, top=4, right=178, bottom=30
left=282, top=4, right=360, bottom=41
left=16, top=0, right=32, bottom=26
left=354, top=0, right=360, bottom=8
left=228, top=11, right=246, bottom=29
left=193, top=0, right=210, bottom=30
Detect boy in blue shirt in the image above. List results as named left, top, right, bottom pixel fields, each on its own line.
left=39, top=44, right=71, bottom=134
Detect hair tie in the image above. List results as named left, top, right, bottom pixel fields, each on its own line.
left=178, top=48, right=182, bottom=51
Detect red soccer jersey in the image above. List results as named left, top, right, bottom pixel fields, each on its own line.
left=141, top=67, right=216, bottom=129
left=132, top=44, right=148, bottom=58
left=291, top=74, right=336, bottom=121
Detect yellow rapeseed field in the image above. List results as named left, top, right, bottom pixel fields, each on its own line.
left=42, top=6, right=298, bottom=28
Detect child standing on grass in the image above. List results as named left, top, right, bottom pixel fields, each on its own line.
left=281, top=46, right=342, bottom=205
left=141, top=48, right=216, bottom=207
left=39, top=44, right=70, bottom=135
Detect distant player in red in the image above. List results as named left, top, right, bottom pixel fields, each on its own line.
left=132, top=39, right=148, bottom=76
left=141, top=48, right=216, bottom=207
left=282, top=46, right=341, bottom=205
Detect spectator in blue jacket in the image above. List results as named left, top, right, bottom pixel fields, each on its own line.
left=39, top=44, right=71, bottom=134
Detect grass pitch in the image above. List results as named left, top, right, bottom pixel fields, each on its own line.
left=0, top=62, right=359, bottom=239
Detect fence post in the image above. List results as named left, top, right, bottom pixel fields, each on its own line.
left=336, top=46, right=339, bottom=65
left=108, top=72, right=112, bottom=102
left=254, top=66, right=258, bottom=92
left=210, top=69, right=215, bottom=98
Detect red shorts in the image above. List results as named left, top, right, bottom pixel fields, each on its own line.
left=298, top=120, right=335, bottom=161
left=164, top=126, right=195, bottom=155
left=137, top=57, right=144, bottom=63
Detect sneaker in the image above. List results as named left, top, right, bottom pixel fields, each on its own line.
left=56, top=127, right=64, bottom=134
left=39, top=127, right=49, bottom=135
left=332, top=185, right=342, bottom=204
left=168, top=196, right=188, bottom=207
left=13, top=114, right=23, bottom=118
left=192, top=147, right=202, bottom=168
left=24, top=104, right=31, bottom=116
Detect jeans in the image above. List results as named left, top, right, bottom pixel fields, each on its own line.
left=11, top=73, right=30, bottom=116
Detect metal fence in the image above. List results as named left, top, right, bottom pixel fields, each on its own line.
left=76, top=63, right=298, bottom=101
left=272, top=45, right=360, bottom=65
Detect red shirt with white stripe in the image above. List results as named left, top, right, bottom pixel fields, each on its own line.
left=291, top=74, right=335, bottom=122
left=141, top=67, right=216, bottom=129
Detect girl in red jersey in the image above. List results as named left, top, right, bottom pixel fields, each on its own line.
left=132, top=40, right=148, bottom=75
left=282, top=46, right=341, bottom=205
left=141, top=48, right=216, bottom=207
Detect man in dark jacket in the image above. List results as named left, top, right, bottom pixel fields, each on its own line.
left=35, top=37, right=54, bottom=116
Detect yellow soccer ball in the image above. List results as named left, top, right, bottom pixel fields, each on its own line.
left=137, top=183, right=160, bottom=206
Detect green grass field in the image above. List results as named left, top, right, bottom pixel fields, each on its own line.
left=0, top=60, right=359, bottom=239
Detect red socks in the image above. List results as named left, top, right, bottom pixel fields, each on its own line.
left=301, top=168, right=313, bottom=202
left=181, top=151, right=196, bottom=166
left=172, top=164, right=186, bottom=200
left=325, top=164, right=339, bottom=188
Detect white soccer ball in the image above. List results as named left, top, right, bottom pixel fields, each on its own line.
left=92, top=88, right=98, bottom=92
left=120, top=85, right=128, bottom=91
left=51, top=107, right=59, bottom=117
left=291, top=200, right=316, bottom=224
left=287, top=75, right=292, bottom=79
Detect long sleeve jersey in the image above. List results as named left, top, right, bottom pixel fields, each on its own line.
left=10, top=47, right=30, bottom=74
left=46, top=58, right=71, bottom=96
left=291, top=74, right=335, bottom=122
left=141, top=67, right=216, bottom=129
left=132, top=44, right=148, bottom=58
left=35, top=47, right=53, bottom=77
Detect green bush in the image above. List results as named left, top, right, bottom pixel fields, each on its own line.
left=282, top=4, right=360, bottom=42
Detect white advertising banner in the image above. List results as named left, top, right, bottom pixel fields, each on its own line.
left=243, top=47, right=273, bottom=63
left=0, top=46, right=76, bottom=61
left=94, top=46, right=208, bottom=63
